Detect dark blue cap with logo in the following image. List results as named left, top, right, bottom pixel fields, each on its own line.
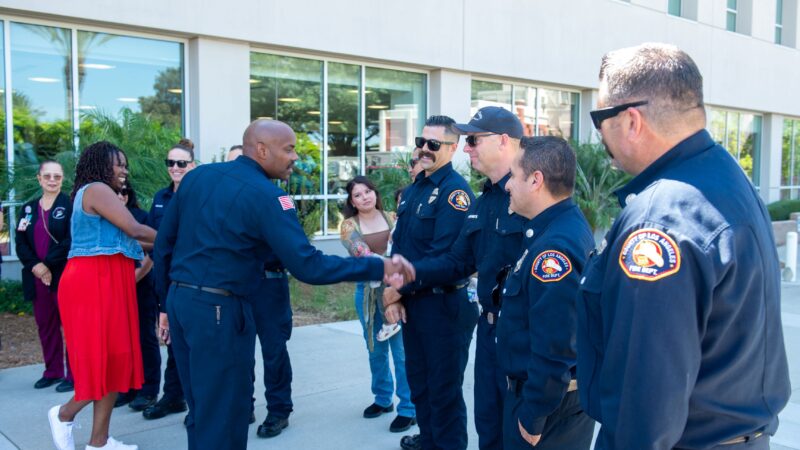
left=454, top=106, right=523, bottom=139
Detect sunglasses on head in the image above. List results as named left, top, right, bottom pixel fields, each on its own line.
left=415, top=137, right=455, bottom=152
left=165, top=159, right=191, bottom=168
left=589, top=100, right=649, bottom=130
left=409, top=158, right=420, bottom=169
left=465, top=133, right=497, bottom=147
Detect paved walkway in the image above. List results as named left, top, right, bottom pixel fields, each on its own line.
left=2, top=285, right=800, bottom=449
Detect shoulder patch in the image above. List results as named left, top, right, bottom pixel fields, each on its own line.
left=448, top=190, right=470, bottom=211
left=277, top=195, right=295, bottom=211
left=618, top=228, right=680, bottom=281
left=531, top=250, right=572, bottom=283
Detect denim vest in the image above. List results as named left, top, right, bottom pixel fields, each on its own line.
left=68, top=183, right=144, bottom=260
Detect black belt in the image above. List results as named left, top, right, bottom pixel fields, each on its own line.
left=507, top=377, right=577, bottom=395
left=407, top=281, right=469, bottom=297
left=173, top=282, right=232, bottom=297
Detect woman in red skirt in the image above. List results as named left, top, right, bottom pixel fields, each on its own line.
left=48, top=141, right=156, bottom=450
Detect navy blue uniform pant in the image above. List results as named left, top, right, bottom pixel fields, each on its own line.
left=474, top=312, right=506, bottom=450
left=168, top=285, right=256, bottom=450
left=503, top=389, right=593, bottom=450
left=162, top=343, right=184, bottom=401
left=403, top=295, right=475, bottom=450
left=251, top=276, right=293, bottom=418
left=136, top=281, right=161, bottom=397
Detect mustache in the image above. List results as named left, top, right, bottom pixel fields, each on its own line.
left=419, top=151, right=437, bottom=162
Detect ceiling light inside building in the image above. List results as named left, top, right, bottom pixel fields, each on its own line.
left=168, top=88, right=182, bottom=94
left=258, top=116, right=273, bottom=120
left=328, top=120, right=342, bottom=125
left=80, top=63, right=115, bottom=70
left=116, top=97, right=138, bottom=103
left=249, top=79, right=260, bottom=84
left=367, top=104, right=389, bottom=109
left=79, top=105, right=96, bottom=110
left=307, top=111, right=321, bottom=115
left=278, top=97, right=301, bottom=102
left=29, top=77, right=59, bottom=83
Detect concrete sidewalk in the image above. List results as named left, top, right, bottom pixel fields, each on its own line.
left=2, top=288, right=800, bottom=449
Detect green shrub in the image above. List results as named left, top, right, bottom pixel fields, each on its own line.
left=0, top=280, right=30, bottom=315
left=767, top=199, right=800, bottom=221
left=574, top=142, right=631, bottom=232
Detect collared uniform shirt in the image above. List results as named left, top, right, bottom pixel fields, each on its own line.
left=146, top=184, right=175, bottom=231
left=576, top=130, right=791, bottom=449
left=496, top=198, right=593, bottom=435
left=413, top=173, right=526, bottom=312
left=153, top=156, right=383, bottom=301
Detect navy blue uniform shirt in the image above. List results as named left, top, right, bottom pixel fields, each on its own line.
left=153, top=156, right=384, bottom=301
left=391, top=162, right=475, bottom=295
left=413, top=173, right=526, bottom=312
left=146, top=184, right=175, bottom=231
left=496, top=198, right=593, bottom=436
left=576, top=130, right=791, bottom=449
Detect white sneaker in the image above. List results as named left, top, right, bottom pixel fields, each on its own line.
left=48, top=405, right=75, bottom=450
left=86, top=436, right=138, bottom=449
left=376, top=323, right=401, bottom=342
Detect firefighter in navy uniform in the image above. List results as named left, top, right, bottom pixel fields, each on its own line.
left=384, top=115, right=478, bottom=450
left=577, top=43, right=790, bottom=450
left=153, top=119, right=415, bottom=450
left=496, top=136, right=595, bottom=450
left=395, top=106, right=527, bottom=450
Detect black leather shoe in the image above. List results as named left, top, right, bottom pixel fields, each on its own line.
left=55, top=379, right=74, bottom=393
left=114, top=392, right=135, bottom=408
left=34, top=376, right=62, bottom=389
left=249, top=412, right=256, bottom=425
left=390, top=415, right=417, bottom=433
left=257, top=415, right=289, bottom=438
left=128, top=394, right=157, bottom=411
left=363, top=402, right=394, bottom=418
left=142, top=398, right=188, bottom=420
left=400, top=434, right=422, bottom=450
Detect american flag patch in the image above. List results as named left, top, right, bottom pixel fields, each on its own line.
left=278, top=195, right=295, bottom=210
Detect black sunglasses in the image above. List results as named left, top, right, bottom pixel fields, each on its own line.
left=409, top=158, right=420, bottom=169
left=589, top=100, right=649, bottom=130
left=465, top=133, right=497, bottom=147
left=415, top=137, right=455, bottom=152
left=165, top=159, right=191, bottom=168
left=491, top=264, right=513, bottom=307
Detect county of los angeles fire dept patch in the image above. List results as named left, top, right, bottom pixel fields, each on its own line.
left=448, top=190, right=470, bottom=211
left=618, top=228, right=681, bottom=281
left=531, top=250, right=572, bottom=283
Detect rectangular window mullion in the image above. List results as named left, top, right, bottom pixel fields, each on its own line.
left=359, top=65, right=366, bottom=177
left=321, top=60, right=329, bottom=235
left=71, top=28, right=79, bottom=152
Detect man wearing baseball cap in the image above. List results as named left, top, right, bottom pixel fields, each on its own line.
left=387, top=105, right=526, bottom=450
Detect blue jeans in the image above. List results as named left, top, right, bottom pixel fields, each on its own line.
left=354, top=283, right=415, bottom=418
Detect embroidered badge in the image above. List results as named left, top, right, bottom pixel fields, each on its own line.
left=52, top=207, right=66, bottom=220
left=448, top=190, right=470, bottom=211
left=618, top=228, right=681, bottom=281
left=278, top=195, right=295, bottom=211
left=531, top=250, right=572, bottom=282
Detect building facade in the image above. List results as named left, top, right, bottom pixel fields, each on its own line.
left=0, top=0, right=798, bottom=265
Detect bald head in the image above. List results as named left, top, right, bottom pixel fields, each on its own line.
left=242, top=119, right=298, bottom=180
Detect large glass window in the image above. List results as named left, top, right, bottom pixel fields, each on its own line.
left=78, top=31, right=184, bottom=130
left=776, top=0, right=784, bottom=44
left=669, top=0, right=682, bottom=16
left=11, top=23, right=73, bottom=163
left=250, top=52, right=427, bottom=237
left=727, top=0, right=738, bottom=31
left=781, top=118, right=800, bottom=199
left=708, top=107, right=761, bottom=184
left=471, top=80, right=580, bottom=141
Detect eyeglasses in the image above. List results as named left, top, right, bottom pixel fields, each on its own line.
left=409, top=158, right=420, bottom=169
left=39, top=173, right=63, bottom=181
left=415, top=137, right=455, bottom=152
left=165, top=159, right=192, bottom=168
left=589, top=100, right=649, bottom=130
left=465, top=134, right=497, bottom=147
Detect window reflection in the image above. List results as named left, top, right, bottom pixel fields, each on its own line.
left=0, top=22, right=7, bottom=258
left=327, top=62, right=360, bottom=196
left=250, top=53, right=323, bottom=196
left=365, top=67, right=426, bottom=170
left=471, top=80, right=511, bottom=116
left=78, top=31, right=183, bottom=130
left=538, top=89, right=578, bottom=141
left=11, top=23, right=73, bottom=162
left=708, top=107, right=761, bottom=183
left=513, top=85, right=536, bottom=137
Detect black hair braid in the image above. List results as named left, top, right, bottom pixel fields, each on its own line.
left=70, top=141, right=127, bottom=201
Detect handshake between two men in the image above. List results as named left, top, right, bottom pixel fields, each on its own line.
left=381, top=255, right=414, bottom=325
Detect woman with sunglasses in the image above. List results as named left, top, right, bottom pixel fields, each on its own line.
left=340, top=176, right=416, bottom=433
left=16, top=160, right=74, bottom=393
left=140, top=138, right=196, bottom=421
